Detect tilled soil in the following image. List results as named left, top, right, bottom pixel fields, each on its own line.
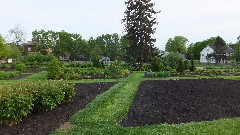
left=8, top=74, right=32, bottom=80
left=121, top=79, right=240, bottom=127
left=0, top=82, right=115, bottom=135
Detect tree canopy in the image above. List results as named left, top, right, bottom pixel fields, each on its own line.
left=6, top=24, right=27, bottom=46
left=0, top=35, right=11, bottom=59
left=187, top=37, right=216, bottom=60
left=165, top=36, right=188, bottom=54
left=122, top=0, right=159, bottom=68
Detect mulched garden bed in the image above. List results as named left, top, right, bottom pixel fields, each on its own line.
left=121, top=79, right=240, bottom=127
left=0, top=82, right=116, bottom=135
left=7, top=74, right=32, bottom=80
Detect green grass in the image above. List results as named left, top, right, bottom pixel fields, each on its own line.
left=51, top=72, right=240, bottom=135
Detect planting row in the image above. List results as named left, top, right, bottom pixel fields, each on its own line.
left=0, top=71, right=20, bottom=80
left=0, top=81, right=75, bottom=126
left=47, top=59, right=130, bottom=79
left=145, top=69, right=240, bottom=78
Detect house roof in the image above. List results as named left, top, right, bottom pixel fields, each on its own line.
left=208, top=45, right=234, bottom=53
left=223, top=47, right=234, bottom=53
left=22, top=41, right=35, bottom=46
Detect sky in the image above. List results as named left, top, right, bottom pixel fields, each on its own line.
left=1, top=0, right=240, bottom=50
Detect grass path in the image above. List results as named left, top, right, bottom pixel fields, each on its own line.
left=43, top=72, right=240, bottom=134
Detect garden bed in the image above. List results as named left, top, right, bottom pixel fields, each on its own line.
left=121, top=79, right=240, bottom=127
left=0, top=82, right=116, bottom=135
left=7, top=73, right=32, bottom=80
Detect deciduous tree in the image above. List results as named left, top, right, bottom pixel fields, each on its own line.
left=7, top=24, right=27, bottom=46
left=165, top=36, right=188, bottom=54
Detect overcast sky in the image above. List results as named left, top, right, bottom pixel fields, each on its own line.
left=1, top=0, right=240, bottom=50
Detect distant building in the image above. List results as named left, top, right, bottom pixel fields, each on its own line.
left=22, top=41, right=37, bottom=55
left=99, top=56, right=111, bottom=65
left=200, top=45, right=234, bottom=63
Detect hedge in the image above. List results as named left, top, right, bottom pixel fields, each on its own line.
left=0, top=81, right=75, bottom=126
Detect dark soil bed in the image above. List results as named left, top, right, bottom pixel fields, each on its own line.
left=7, top=74, right=32, bottom=80
left=0, top=82, right=116, bottom=135
left=121, top=79, right=240, bottom=127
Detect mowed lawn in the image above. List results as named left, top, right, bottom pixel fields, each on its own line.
left=51, top=72, right=240, bottom=135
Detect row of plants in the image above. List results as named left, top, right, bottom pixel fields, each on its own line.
left=145, top=68, right=240, bottom=78
left=65, top=62, right=93, bottom=68
left=20, top=53, right=55, bottom=67
left=0, top=81, right=75, bottom=126
left=0, top=71, right=20, bottom=80
left=47, top=58, right=130, bottom=79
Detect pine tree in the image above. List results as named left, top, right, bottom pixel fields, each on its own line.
left=122, top=0, right=159, bottom=69
left=213, top=36, right=227, bottom=63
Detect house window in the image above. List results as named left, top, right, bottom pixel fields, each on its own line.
left=202, top=54, right=204, bottom=56
left=28, top=46, right=32, bottom=51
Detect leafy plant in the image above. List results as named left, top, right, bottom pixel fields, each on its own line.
left=15, top=62, right=26, bottom=71
left=151, top=56, right=161, bottom=72
left=0, top=81, right=75, bottom=125
left=105, top=60, right=129, bottom=79
left=47, top=58, right=63, bottom=79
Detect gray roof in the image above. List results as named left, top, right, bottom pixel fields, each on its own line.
left=22, top=41, right=35, bottom=46
left=209, top=45, right=234, bottom=53
left=223, top=47, right=234, bottom=53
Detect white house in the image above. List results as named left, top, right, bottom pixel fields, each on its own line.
left=99, top=56, right=111, bottom=65
left=200, top=46, right=215, bottom=63
left=200, top=45, right=234, bottom=63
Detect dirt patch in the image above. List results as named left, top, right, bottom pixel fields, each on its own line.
left=7, top=74, right=32, bottom=80
left=0, top=82, right=116, bottom=135
left=121, top=79, right=240, bottom=127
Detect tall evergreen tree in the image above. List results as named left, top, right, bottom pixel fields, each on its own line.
left=213, top=36, right=227, bottom=63
left=122, top=0, right=159, bottom=68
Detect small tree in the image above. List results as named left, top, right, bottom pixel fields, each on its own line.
left=189, top=59, right=195, bottom=72
left=7, top=24, right=27, bottom=46
left=184, top=60, right=188, bottom=70
left=47, top=58, right=63, bottom=79
left=176, top=59, right=184, bottom=73
left=0, top=35, right=11, bottom=59
left=151, top=56, right=161, bottom=72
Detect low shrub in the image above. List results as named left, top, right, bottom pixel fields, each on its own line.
left=21, top=53, right=55, bottom=66
left=151, top=56, right=161, bottom=72
left=0, top=81, right=75, bottom=126
left=47, top=58, right=63, bottom=79
left=65, top=62, right=93, bottom=68
left=0, top=71, right=20, bottom=80
left=0, top=82, right=34, bottom=125
left=105, top=60, right=130, bottom=79
left=15, top=62, right=27, bottom=71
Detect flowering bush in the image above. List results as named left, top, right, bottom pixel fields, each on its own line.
left=0, top=81, right=75, bottom=126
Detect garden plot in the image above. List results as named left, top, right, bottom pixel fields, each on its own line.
left=122, top=79, right=240, bottom=127
left=0, top=82, right=115, bottom=135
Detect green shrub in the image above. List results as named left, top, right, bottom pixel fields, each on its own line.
left=0, top=81, right=75, bottom=125
left=15, top=62, right=27, bottom=71
left=162, top=52, right=183, bottom=69
left=21, top=53, right=55, bottom=66
left=105, top=60, right=130, bottom=79
left=0, top=71, right=20, bottom=80
left=176, top=59, right=184, bottom=73
left=60, top=83, right=76, bottom=102
left=190, top=59, right=195, bottom=71
left=151, top=56, right=161, bottom=72
left=32, top=81, right=65, bottom=111
left=47, top=58, right=63, bottom=79
left=65, top=62, right=93, bottom=68
left=0, top=82, right=34, bottom=125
